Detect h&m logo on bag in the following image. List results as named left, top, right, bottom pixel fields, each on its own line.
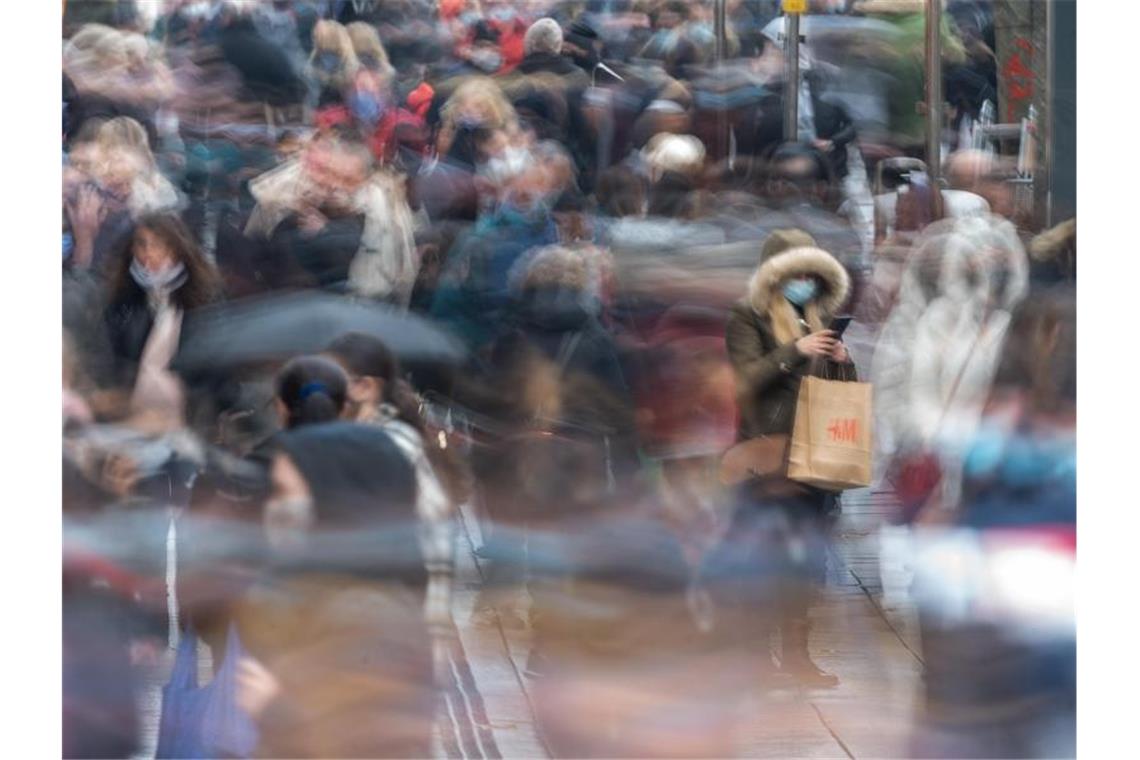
left=827, top=418, right=858, bottom=443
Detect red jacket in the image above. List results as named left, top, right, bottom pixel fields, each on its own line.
left=314, top=104, right=428, bottom=164
left=489, top=18, right=527, bottom=72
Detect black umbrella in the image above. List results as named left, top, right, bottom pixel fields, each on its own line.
left=172, top=291, right=468, bottom=373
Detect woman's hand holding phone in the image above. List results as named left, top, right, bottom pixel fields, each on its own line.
left=796, top=330, right=840, bottom=359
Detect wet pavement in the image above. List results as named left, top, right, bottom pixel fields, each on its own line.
left=432, top=320, right=925, bottom=759
left=133, top=320, right=923, bottom=759
left=447, top=486, right=923, bottom=760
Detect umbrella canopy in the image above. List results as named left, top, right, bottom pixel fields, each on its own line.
left=172, top=291, right=468, bottom=373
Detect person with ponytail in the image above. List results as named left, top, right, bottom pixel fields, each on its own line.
left=273, top=355, right=349, bottom=431
left=324, top=332, right=466, bottom=669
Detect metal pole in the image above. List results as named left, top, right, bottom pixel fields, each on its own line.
left=1043, top=0, right=1055, bottom=227
left=715, top=0, right=729, bottom=160
left=714, top=0, right=727, bottom=63
left=783, top=13, right=801, bottom=142
left=924, top=0, right=942, bottom=180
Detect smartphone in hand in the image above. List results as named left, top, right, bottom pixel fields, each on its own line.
left=828, top=315, right=853, bottom=339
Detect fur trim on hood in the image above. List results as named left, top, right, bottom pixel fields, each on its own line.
left=748, top=246, right=849, bottom=317
left=1030, top=218, right=1076, bottom=262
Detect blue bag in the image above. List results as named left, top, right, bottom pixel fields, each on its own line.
left=155, top=625, right=259, bottom=759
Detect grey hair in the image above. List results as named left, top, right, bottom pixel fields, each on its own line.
left=524, top=18, right=563, bottom=56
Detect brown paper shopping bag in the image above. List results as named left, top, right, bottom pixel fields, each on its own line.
left=786, top=374, right=873, bottom=491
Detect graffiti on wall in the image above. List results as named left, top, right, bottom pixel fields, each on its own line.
left=1002, top=36, right=1035, bottom=122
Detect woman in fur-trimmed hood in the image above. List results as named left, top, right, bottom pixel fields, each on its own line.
left=711, top=233, right=854, bottom=690
left=726, top=236, right=853, bottom=443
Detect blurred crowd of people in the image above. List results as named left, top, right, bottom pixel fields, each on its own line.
left=61, top=1, right=1075, bottom=758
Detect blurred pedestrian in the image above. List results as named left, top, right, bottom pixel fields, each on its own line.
left=228, top=421, right=435, bottom=758
left=708, top=234, right=854, bottom=687
left=346, top=20, right=395, bottom=77
left=104, top=213, right=221, bottom=394
left=307, top=19, right=360, bottom=109
left=65, top=116, right=184, bottom=271
left=244, top=128, right=420, bottom=302
left=325, top=332, right=466, bottom=649
left=1028, top=217, right=1076, bottom=288
left=872, top=215, right=1029, bottom=516
left=430, top=142, right=561, bottom=349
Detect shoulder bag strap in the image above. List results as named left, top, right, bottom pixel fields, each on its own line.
left=930, top=323, right=988, bottom=439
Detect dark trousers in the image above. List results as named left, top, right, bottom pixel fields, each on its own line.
left=701, top=483, right=835, bottom=643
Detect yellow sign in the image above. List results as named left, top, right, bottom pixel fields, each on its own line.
left=783, top=0, right=808, bottom=13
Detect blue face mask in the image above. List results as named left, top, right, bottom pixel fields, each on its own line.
left=497, top=196, right=551, bottom=228
left=315, top=51, right=341, bottom=74
left=783, top=277, right=819, bottom=306
left=349, top=90, right=385, bottom=126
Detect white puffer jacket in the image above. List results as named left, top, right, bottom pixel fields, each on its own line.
left=871, top=215, right=1028, bottom=499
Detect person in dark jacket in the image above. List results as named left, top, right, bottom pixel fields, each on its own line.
left=430, top=144, right=561, bottom=349
left=218, top=10, right=309, bottom=109
left=753, top=70, right=857, bottom=180
left=228, top=422, right=435, bottom=759
left=103, top=213, right=221, bottom=391
left=705, top=232, right=854, bottom=688
left=499, top=18, right=590, bottom=145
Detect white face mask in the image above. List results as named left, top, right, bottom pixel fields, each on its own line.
left=183, top=2, right=215, bottom=21
left=130, top=260, right=187, bottom=292
left=479, top=146, right=532, bottom=186
left=470, top=49, right=502, bottom=73
left=264, top=496, right=315, bottom=551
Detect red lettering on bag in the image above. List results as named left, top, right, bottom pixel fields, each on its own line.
left=827, top=418, right=858, bottom=443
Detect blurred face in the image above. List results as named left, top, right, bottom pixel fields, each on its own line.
left=657, top=11, right=682, bottom=30
left=264, top=453, right=315, bottom=550
left=303, top=142, right=369, bottom=207
left=478, top=128, right=512, bottom=162
left=502, top=162, right=552, bottom=210
left=132, top=228, right=178, bottom=274
left=68, top=142, right=102, bottom=177
left=326, top=356, right=383, bottom=420
left=468, top=41, right=503, bottom=73
left=96, top=147, right=144, bottom=198
left=277, top=134, right=303, bottom=163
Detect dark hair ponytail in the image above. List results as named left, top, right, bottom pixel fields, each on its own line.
left=275, top=355, right=349, bottom=429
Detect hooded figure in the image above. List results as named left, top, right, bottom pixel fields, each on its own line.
left=872, top=214, right=1029, bottom=505
left=1028, top=217, right=1076, bottom=287
left=726, top=243, right=851, bottom=441
left=707, top=236, right=853, bottom=689
left=227, top=422, right=435, bottom=759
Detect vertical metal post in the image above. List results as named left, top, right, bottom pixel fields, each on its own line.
left=924, top=0, right=942, bottom=180
left=715, top=0, right=729, bottom=161
left=714, top=0, right=727, bottom=63
left=783, top=13, right=801, bottom=142
left=1043, top=0, right=1055, bottom=227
